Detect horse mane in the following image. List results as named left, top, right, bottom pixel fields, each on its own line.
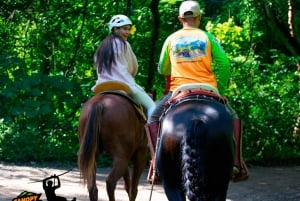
left=181, top=119, right=207, bottom=200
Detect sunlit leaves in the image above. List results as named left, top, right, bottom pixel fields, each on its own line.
left=206, top=17, right=251, bottom=57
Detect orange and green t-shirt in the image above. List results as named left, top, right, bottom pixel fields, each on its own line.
left=158, top=27, right=230, bottom=94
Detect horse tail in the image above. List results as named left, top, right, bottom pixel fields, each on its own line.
left=78, top=101, right=103, bottom=185
left=181, top=119, right=207, bottom=201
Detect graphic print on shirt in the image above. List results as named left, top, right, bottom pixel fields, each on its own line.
left=171, top=36, right=207, bottom=60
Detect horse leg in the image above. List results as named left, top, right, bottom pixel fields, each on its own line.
left=106, top=158, right=128, bottom=201
left=123, top=168, right=130, bottom=195
left=130, top=146, right=147, bottom=201
left=87, top=164, right=98, bottom=201
left=156, top=146, right=185, bottom=201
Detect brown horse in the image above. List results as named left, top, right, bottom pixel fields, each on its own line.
left=78, top=90, right=148, bottom=201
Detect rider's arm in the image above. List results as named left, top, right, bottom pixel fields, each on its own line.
left=206, top=32, right=230, bottom=94
left=125, top=41, right=138, bottom=77
left=163, top=75, right=171, bottom=95
left=158, top=36, right=171, bottom=76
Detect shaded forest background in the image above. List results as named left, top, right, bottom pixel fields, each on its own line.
left=0, top=0, right=299, bottom=166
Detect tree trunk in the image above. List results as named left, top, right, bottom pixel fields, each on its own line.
left=146, top=0, right=160, bottom=95
left=258, top=0, right=300, bottom=56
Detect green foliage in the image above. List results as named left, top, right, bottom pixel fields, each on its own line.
left=0, top=52, right=84, bottom=162
left=205, top=16, right=300, bottom=164
left=231, top=53, right=299, bottom=162
left=0, top=0, right=299, bottom=166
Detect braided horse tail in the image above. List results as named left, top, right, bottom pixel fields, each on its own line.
left=181, top=118, right=233, bottom=201
left=181, top=119, right=206, bottom=201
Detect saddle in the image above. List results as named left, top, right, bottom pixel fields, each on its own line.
left=164, top=83, right=227, bottom=115
left=93, top=81, right=132, bottom=94
left=93, top=81, right=147, bottom=122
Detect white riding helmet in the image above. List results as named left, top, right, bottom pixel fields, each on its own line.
left=108, top=15, right=132, bottom=31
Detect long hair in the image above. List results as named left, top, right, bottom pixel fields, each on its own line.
left=94, top=32, right=127, bottom=74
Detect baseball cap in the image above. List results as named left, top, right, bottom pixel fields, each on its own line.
left=179, top=1, right=201, bottom=18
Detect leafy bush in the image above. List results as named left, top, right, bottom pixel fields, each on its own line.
left=207, top=19, right=300, bottom=164
left=0, top=52, right=84, bottom=162
left=233, top=53, right=300, bottom=163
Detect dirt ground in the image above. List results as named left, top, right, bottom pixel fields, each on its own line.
left=1, top=163, right=300, bottom=201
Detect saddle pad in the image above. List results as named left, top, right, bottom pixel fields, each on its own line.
left=93, top=81, right=131, bottom=94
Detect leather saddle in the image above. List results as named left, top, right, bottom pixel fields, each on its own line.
left=93, top=81, right=147, bottom=122
left=164, top=83, right=227, bottom=114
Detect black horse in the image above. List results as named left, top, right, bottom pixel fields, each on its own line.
left=155, top=92, right=234, bottom=201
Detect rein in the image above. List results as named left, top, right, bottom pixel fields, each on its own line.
left=148, top=137, right=161, bottom=201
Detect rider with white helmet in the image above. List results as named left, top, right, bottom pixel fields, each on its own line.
left=108, top=14, right=132, bottom=31
left=92, top=15, right=155, bottom=119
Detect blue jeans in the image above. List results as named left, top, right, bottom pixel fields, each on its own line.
left=148, top=92, right=172, bottom=123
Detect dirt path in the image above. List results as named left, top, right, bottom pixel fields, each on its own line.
left=0, top=163, right=300, bottom=201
